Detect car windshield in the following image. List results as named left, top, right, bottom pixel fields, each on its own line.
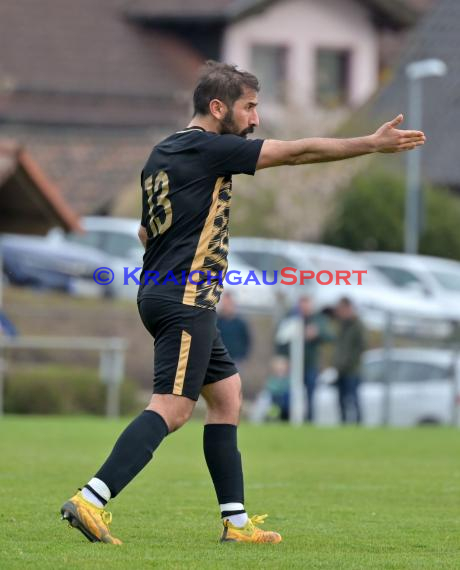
left=66, top=232, right=101, bottom=249
left=104, top=233, right=142, bottom=259
left=68, top=231, right=142, bottom=260
left=362, top=360, right=386, bottom=383
left=234, top=250, right=314, bottom=287
left=363, top=358, right=450, bottom=383
left=373, top=265, right=423, bottom=288
left=430, top=269, right=460, bottom=293
left=309, top=257, right=386, bottom=286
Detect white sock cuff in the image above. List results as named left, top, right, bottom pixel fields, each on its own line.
left=220, top=502, right=245, bottom=513
left=87, top=477, right=111, bottom=502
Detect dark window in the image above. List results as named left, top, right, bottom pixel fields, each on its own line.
left=102, top=233, right=142, bottom=259
left=236, top=251, right=295, bottom=273
left=235, top=250, right=314, bottom=288
left=363, top=360, right=384, bottom=383
left=309, top=255, right=382, bottom=286
left=431, top=270, right=460, bottom=293
left=251, top=44, right=287, bottom=103
left=316, top=49, right=350, bottom=108
left=374, top=266, right=422, bottom=288
left=392, top=361, right=450, bottom=383
left=363, top=359, right=450, bottom=384
left=67, top=231, right=102, bottom=250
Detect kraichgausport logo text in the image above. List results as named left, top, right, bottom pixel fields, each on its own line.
left=92, top=267, right=367, bottom=286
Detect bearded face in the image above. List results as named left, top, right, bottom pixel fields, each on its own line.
left=220, top=108, right=255, bottom=138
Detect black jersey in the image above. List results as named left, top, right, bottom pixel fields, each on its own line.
left=138, top=127, right=264, bottom=310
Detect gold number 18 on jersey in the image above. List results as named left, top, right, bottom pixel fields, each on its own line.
left=145, top=170, right=173, bottom=237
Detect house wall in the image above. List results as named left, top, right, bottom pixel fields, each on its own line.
left=223, top=0, right=378, bottom=113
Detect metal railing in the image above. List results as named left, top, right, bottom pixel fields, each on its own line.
left=0, top=335, right=128, bottom=417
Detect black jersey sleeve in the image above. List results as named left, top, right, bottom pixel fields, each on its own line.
left=199, top=134, right=264, bottom=177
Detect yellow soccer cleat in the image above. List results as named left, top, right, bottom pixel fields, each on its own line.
left=60, top=491, right=122, bottom=545
left=220, top=514, right=282, bottom=544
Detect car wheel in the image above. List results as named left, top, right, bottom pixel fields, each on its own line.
left=417, top=416, right=441, bottom=426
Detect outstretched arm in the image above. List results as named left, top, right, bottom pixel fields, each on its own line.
left=256, top=114, right=426, bottom=170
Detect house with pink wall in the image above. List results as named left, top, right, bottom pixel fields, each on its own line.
left=0, top=0, right=432, bottom=214
left=224, top=0, right=383, bottom=116
left=126, top=0, right=429, bottom=128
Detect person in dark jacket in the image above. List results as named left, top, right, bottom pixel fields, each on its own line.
left=334, top=297, right=366, bottom=424
left=217, top=292, right=251, bottom=368
left=276, top=295, right=334, bottom=422
left=0, top=310, right=17, bottom=337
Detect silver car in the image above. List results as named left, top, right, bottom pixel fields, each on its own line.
left=49, top=217, right=278, bottom=311
left=231, top=237, right=451, bottom=334
left=316, top=348, right=460, bottom=426
left=362, top=251, right=460, bottom=323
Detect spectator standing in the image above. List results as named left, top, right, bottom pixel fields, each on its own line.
left=276, top=295, right=334, bottom=422
left=250, top=356, right=290, bottom=423
left=0, top=310, right=17, bottom=395
left=217, top=292, right=252, bottom=368
left=334, top=297, right=366, bottom=424
left=0, top=310, right=17, bottom=337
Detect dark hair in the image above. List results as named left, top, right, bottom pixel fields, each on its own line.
left=193, top=60, right=259, bottom=116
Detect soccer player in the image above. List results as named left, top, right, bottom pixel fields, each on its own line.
left=61, top=61, right=425, bottom=545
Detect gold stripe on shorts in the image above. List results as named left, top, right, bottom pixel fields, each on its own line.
left=173, top=330, right=192, bottom=395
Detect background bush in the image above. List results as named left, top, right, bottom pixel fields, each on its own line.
left=4, top=364, right=139, bottom=415
left=322, top=169, right=460, bottom=260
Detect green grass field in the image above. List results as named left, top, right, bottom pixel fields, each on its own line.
left=1, top=417, right=459, bottom=569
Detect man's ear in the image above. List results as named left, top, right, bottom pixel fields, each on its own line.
left=209, top=98, right=227, bottom=121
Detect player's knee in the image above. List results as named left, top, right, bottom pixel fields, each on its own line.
left=167, top=406, right=193, bottom=432
left=210, top=392, right=241, bottom=422
left=224, top=380, right=242, bottom=415
left=146, top=394, right=194, bottom=432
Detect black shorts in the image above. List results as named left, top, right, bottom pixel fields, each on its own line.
left=137, top=297, right=238, bottom=401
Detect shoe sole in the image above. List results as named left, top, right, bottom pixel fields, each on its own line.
left=220, top=526, right=282, bottom=544
left=61, top=501, right=100, bottom=543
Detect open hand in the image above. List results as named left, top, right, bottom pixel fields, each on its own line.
left=372, top=114, right=426, bottom=153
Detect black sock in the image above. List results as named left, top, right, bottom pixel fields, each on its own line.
left=203, top=424, right=245, bottom=516
left=94, top=410, right=169, bottom=498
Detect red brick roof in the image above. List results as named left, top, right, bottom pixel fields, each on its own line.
left=0, top=126, right=164, bottom=216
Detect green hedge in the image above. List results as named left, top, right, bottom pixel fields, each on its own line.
left=4, top=364, right=139, bottom=415
left=322, top=169, right=460, bottom=260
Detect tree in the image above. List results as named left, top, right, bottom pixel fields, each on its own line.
left=322, top=170, right=460, bottom=260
